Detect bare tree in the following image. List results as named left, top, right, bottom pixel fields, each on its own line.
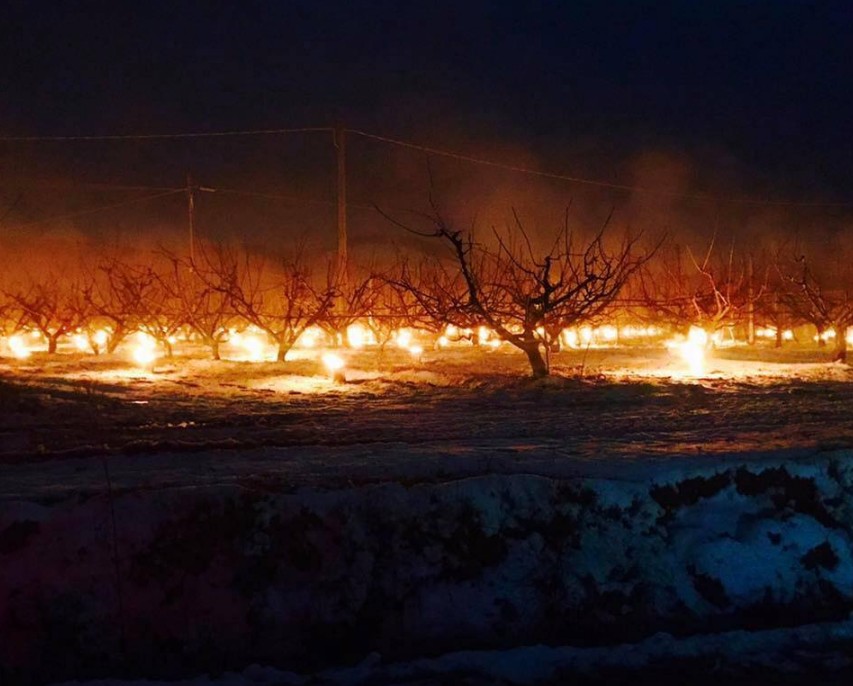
left=206, top=248, right=336, bottom=362
left=779, top=246, right=853, bottom=362
left=159, top=246, right=237, bottom=360
left=639, top=236, right=750, bottom=339
left=4, top=274, right=91, bottom=353
left=83, top=257, right=143, bottom=353
left=382, top=205, right=649, bottom=377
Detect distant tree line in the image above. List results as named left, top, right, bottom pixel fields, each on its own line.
left=1, top=207, right=851, bottom=376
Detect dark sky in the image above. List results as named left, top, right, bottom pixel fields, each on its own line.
left=1, top=1, right=852, bottom=252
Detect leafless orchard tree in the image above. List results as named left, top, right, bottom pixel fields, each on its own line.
left=159, top=246, right=237, bottom=360
left=323, top=267, right=380, bottom=346
left=370, top=267, right=434, bottom=348
left=382, top=205, right=650, bottom=377
left=778, top=246, right=853, bottom=362
left=3, top=274, right=92, bottom=353
left=203, top=248, right=336, bottom=361
left=83, top=257, right=145, bottom=354
left=639, top=235, right=753, bottom=339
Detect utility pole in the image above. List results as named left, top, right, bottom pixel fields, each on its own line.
left=747, top=253, right=755, bottom=345
left=186, top=173, right=195, bottom=264
left=186, top=174, right=215, bottom=265
left=334, top=126, right=348, bottom=287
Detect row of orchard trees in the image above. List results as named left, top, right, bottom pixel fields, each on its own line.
left=1, top=208, right=851, bottom=375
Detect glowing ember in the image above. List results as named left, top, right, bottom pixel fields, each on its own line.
left=394, top=329, right=413, bottom=349
left=7, top=334, right=31, bottom=359
left=72, top=333, right=89, bottom=351
left=346, top=323, right=375, bottom=349
left=131, top=332, right=158, bottom=366
left=599, top=325, right=618, bottom=342
left=667, top=326, right=708, bottom=377
left=561, top=328, right=579, bottom=348
left=296, top=326, right=324, bottom=349
left=322, top=351, right=346, bottom=382
left=241, top=335, right=266, bottom=361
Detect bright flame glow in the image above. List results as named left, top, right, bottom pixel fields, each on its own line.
left=437, top=336, right=449, bottom=348
left=561, top=329, right=579, bottom=348
left=131, top=333, right=158, bottom=366
left=322, top=352, right=345, bottom=372
left=409, top=344, right=423, bottom=357
left=599, top=325, right=618, bottom=342
left=296, top=326, right=324, bottom=349
left=7, top=334, right=31, bottom=359
left=667, top=326, right=708, bottom=377
left=94, top=329, right=109, bottom=347
left=346, top=323, right=367, bottom=349
left=394, top=329, right=412, bottom=349
left=72, top=333, right=89, bottom=351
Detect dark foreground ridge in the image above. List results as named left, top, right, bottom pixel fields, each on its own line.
left=3, top=449, right=853, bottom=684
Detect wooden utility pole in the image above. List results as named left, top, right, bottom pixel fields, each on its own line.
left=186, top=173, right=195, bottom=264
left=747, top=254, right=755, bottom=345
left=334, top=126, right=348, bottom=287
left=186, top=174, right=214, bottom=265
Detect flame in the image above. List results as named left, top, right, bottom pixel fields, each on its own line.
left=346, top=322, right=376, bottom=349
left=7, top=334, right=31, bottom=359
left=94, top=329, right=109, bottom=347
left=409, top=344, right=423, bottom=358
left=561, top=328, right=579, bottom=348
left=394, top=329, right=412, bottom=349
left=437, top=335, right=449, bottom=348
left=131, top=332, right=158, bottom=366
left=667, top=326, right=708, bottom=377
left=72, top=333, right=89, bottom=351
left=296, top=326, right=324, bottom=349
left=599, top=325, right=618, bottom=342
left=322, top=352, right=345, bottom=381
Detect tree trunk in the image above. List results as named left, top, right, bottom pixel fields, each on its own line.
left=833, top=325, right=847, bottom=363
left=817, top=325, right=826, bottom=347
left=775, top=326, right=783, bottom=349
left=164, top=339, right=173, bottom=358
left=276, top=341, right=289, bottom=362
left=47, top=334, right=58, bottom=354
left=522, top=343, right=548, bottom=378
left=211, top=338, right=221, bottom=361
left=107, top=326, right=124, bottom=354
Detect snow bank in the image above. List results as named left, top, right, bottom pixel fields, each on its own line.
left=4, top=449, right=853, bottom=684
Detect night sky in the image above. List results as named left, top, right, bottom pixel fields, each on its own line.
left=1, top=1, right=852, bottom=252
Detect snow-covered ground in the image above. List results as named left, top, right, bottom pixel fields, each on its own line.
left=2, top=345, right=853, bottom=684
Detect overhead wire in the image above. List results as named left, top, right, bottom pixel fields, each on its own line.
left=0, top=123, right=850, bottom=208
left=5, top=189, right=186, bottom=231
left=0, top=127, right=333, bottom=142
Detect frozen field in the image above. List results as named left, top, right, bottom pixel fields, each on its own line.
left=3, top=345, right=853, bottom=685
left=1, top=345, right=851, bottom=497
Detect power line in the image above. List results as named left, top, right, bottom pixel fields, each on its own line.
left=346, top=129, right=853, bottom=209
left=5, top=189, right=185, bottom=230
left=1, top=122, right=850, bottom=208
left=212, top=186, right=374, bottom=211
left=0, top=127, right=333, bottom=142
left=5, top=181, right=183, bottom=193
